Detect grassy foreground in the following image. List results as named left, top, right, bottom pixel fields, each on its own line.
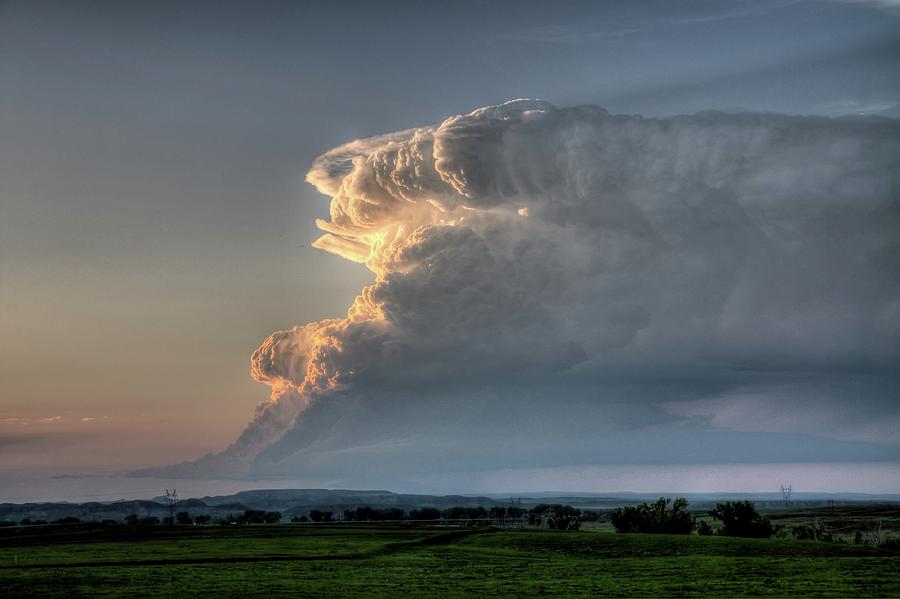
left=1, top=524, right=898, bottom=597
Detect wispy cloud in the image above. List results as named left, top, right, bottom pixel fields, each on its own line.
left=2, top=415, right=112, bottom=426
left=826, top=0, right=900, bottom=11
left=507, top=1, right=803, bottom=44
left=1, top=415, right=64, bottom=426
left=812, top=98, right=900, bottom=116
left=664, top=390, right=900, bottom=445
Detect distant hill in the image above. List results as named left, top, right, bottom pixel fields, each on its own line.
left=3, top=488, right=898, bottom=523
left=495, top=492, right=900, bottom=510
left=0, top=499, right=219, bottom=524
left=0, top=489, right=499, bottom=523
left=199, top=489, right=498, bottom=512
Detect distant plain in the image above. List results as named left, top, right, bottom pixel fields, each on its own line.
left=2, top=504, right=898, bottom=598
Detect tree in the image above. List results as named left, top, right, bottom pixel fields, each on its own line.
left=408, top=508, right=440, bottom=521
left=465, top=507, right=488, bottom=521
left=696, top=520, right=714, bottom=536
left=309, top=510, right=332, bottom=523
left=507, top=505, right=525, bottom=520
left=611, top=497, right=695, bottom=534
left=709, top=501, right=773, bottom=538
left=443, top=507, right=468, bottom=520
left=176, top=511, right=193, bottom=525
left=343, top=506, right=405, bottom=521
left=239, top=510, right=282, bottom=524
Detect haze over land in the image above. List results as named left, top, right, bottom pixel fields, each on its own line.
left=2, top=0, right=900, bottom=499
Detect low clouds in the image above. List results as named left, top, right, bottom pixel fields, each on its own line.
left=162, top=100, right=900, bottom=482
left=664, top=375, right=900, bottom=444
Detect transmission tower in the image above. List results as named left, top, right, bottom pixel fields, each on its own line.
left=164, top=488, right=178, bottom=526
left=779, top=484, right=793, bottom=508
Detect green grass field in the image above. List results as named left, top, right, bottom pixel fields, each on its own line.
left=1, top=524, right=898, bottom=597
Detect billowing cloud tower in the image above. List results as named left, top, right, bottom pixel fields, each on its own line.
left=154, top=101, right=900, bottom=487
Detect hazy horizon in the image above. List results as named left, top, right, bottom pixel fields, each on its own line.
left=4, top=462, right=900, bottom=504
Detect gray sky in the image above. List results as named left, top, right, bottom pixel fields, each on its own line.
left=1, top=0, right=899, bottom=496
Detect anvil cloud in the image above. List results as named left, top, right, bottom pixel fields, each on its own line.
left=160, top=101, right=900, bottom=482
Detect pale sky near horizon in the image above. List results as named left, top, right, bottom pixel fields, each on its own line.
left=1, top=0, right=899, bottom=496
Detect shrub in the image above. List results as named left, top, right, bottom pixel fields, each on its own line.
left=696, top=520, right=714, bottom=536
left=240, top=510, right=282, bottom=524
left=343, top=506, right=405, bottom=521
left=710, top=501, right=773, bottom=538
left=309, top=510, right=332, bottom=523
left=21, top=518, right=47, bottom=526
left=531, top=504, right=582, bottom=530
left=442, top=507, right=488, bottom=521
left=611, top=497, right=695, bottom=534
left=793, top=522, right=832, bottom=542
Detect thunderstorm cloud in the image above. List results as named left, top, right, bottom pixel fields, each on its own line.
left=154, top=101, right=900, bottom=484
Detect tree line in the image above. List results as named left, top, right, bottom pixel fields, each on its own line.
left=293, top=504, right=582, bottom=529
left=3, top=499, right=894, bottom=547
left=2, top=504, right=583, bottom=529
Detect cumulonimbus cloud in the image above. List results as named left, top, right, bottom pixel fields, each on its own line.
left=154, top=100, right=900, bottom=479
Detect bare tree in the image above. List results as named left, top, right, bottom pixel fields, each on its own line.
left=869, top=520, right=887, bottom=547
